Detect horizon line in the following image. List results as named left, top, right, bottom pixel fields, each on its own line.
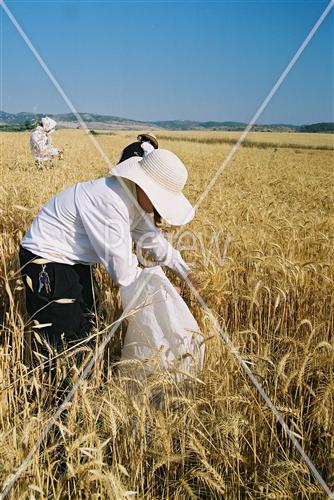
left=0, top=109, right=333, bottom=128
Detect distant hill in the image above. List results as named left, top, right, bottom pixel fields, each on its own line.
left=298, top=122, right=334, bottom=133
left=0, top=111, right=160, bottom=132
left=0, top=111, right=333, bottom=133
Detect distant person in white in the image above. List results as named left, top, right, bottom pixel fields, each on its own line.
left=19, top=148, right=195, bottom=352
left=30, top=116, right=63, bottom=162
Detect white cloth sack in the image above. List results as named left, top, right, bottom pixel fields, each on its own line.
left=120, top=266, right=204, bottom=377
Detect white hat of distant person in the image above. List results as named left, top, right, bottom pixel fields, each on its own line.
left=41, top=117, right=57, bottom=133
left=111, top=148, right=195, bottom=226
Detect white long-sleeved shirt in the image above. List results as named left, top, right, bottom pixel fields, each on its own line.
left=30, top=126, right=60, bottom=161
left=21, top=177, right=190, bottom=287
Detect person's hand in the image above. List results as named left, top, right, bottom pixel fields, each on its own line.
left=185, top=271, right=200, bottom=289
left=173, top=285, right=181, bottom=295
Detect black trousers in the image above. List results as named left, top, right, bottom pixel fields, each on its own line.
left=19, top=246, right=96, bottom=350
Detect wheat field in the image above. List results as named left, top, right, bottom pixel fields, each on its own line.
left=0, top=129, right=333, bottom=499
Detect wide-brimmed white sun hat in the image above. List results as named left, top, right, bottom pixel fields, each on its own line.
left=110, top=148, right=195, bottom=226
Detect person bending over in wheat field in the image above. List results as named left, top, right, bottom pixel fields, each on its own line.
left=19, top=148, right=196, bottom=382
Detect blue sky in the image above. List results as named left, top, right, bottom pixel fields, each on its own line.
left=1, top=0, right=333, bottom=124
